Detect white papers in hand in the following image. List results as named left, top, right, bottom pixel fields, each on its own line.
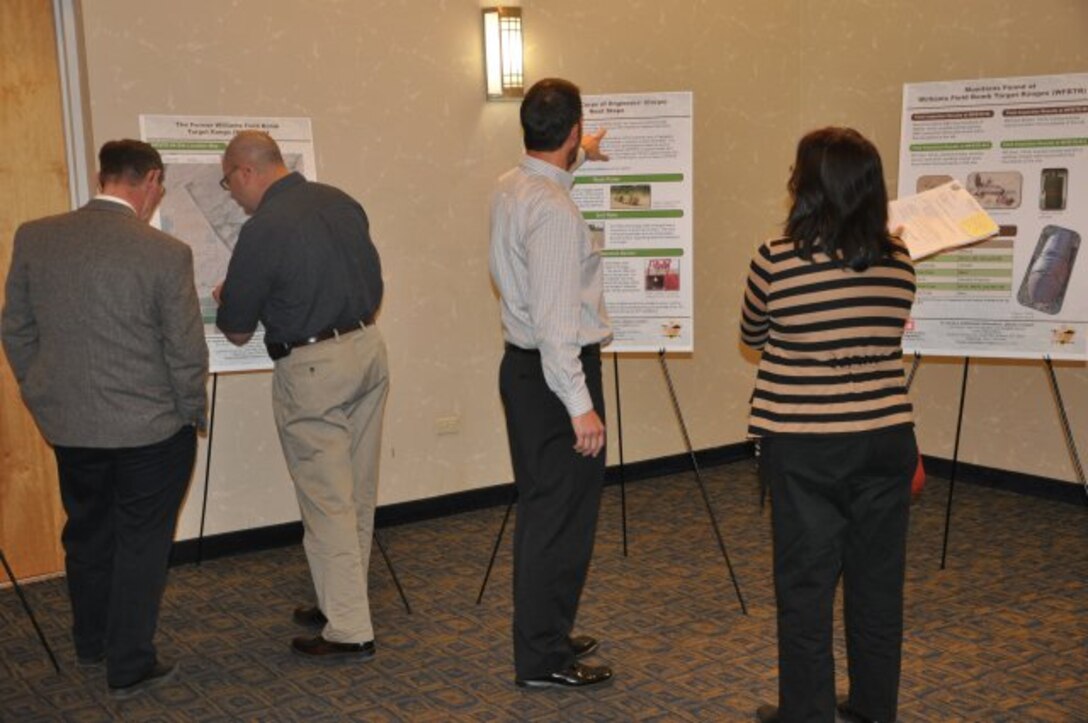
left=889, top=180, right=999, bottom=261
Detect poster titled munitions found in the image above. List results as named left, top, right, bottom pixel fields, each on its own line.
left=897, top=73, right=1087, bottom=360
left=574, top=92, right=694, bottom=353
left=140, top=115, right=317, bottom=372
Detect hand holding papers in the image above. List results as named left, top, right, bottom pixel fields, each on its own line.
left=889, top=181, right=999, bottom=261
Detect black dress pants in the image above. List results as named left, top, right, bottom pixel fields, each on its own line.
left=760, top=426, right=916, bottom=723
left=500, top=346, right=606, bottom=679
left=54, top=425, right=196, bottom=688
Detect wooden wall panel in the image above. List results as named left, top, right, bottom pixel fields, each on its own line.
left=1, top=0, right=71, bottom=581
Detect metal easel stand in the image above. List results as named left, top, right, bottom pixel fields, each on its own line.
left=476, top=349, right=752, bottom=612
left=374, top=532, right=412, bottom=614
left=195, top=373, right=219, bottom=566
left=939, top=357, right=971, bottom=570
left=197, top=373, right=411, bottom=614
left=657, top=350, right=748, bottom=615
left=476, top=351, right=634, bottom=604
left=937, top=354, right=1086, bottom=569
left=476, top=495, right=514, bottom=605
left=1042, top=356, right=1086, bottom=501
left=0, top=548, right=60, bottom=674
left=613, top=353, right=629, bottom=556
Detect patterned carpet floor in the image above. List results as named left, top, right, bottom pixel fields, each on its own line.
left=1, top=460, right=1086, bottom=721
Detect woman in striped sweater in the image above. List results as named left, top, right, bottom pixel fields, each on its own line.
left=744, top=127, right=917, bottom=723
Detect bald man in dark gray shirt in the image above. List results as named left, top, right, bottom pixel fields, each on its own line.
left=216, top=131, right=388, bottom=660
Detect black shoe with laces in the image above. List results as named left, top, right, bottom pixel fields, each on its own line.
left=515, top=661, right=613, bottom=689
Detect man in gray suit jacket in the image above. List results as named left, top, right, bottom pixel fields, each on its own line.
left=2, top=140, right=207, bottom=700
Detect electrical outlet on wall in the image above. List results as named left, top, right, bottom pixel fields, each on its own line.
left=435, top=415, right=461, bottom=435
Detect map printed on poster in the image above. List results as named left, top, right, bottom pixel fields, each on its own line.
left=139, top=115, right=317, bottom=372
left=574, top=92, right=694, bottom=353
left=898, top=73, right=1087, bottom=361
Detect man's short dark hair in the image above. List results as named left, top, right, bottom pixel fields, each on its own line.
left=520, top=78, right=582, bottom=152
left=98, top=139, right=165, bottom=186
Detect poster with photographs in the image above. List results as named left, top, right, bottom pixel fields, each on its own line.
left=897, top=73, right=1087, bottom=360
left=140, top=115, right=317, bottom=372
left=573, top=92, right=694, bottom=353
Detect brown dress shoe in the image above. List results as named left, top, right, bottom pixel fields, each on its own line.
left=291, top=635, right=375, bottom=659
left=569, top=634, right=599, bottom=657
left=292, top=605, right=328, bottom=627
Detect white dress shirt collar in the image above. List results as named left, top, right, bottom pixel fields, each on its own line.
left=94, top=194, right=136, bottom=214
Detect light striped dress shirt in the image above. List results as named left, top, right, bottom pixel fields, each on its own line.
left=741, top=237, right=916, bottom=436
left=489, top=155, right=612, bottom=417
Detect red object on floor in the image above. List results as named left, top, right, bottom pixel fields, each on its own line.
left=912, top=454, right=926, bottom=496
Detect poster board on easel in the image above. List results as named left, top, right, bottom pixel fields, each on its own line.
left=896, top=73, right=1087, bottom=566
left=898, top=72, right=1088, bottom=362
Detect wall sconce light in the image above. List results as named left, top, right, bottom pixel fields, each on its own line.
left=483, top=7, right=523, bottom=101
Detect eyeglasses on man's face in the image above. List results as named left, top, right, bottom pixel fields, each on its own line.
left=219, top=166, right=241, bottom=191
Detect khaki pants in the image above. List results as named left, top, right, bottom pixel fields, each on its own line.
left=272, top=325, right=389, bottom=644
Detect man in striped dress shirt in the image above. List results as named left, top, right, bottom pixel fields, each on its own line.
left=489, top=78, right=614, bottom=689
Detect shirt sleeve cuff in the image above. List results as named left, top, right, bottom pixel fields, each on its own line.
left=564, top=388, right=594, bottom=418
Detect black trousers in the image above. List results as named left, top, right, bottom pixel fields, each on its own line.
left=53, top=425, right=196, bottom=687
left=500, top=346, right=606, bottom=679
left=760, top=426, right=916, bottom=723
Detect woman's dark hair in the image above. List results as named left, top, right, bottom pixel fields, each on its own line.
left=785, top=127, right=895, bottom=270
left=521, top=78, right=582, bottom=152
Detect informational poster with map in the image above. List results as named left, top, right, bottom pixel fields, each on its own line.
left=575, top=92, right=694, bottom=353
left=139, top=115, right=316, bottom=372
left=898, top=73, right=1087, bottom=360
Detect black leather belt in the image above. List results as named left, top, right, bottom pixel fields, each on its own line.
left=267, top=318, right=374, bottom=361
left=504, top=342, right=601, bottom=357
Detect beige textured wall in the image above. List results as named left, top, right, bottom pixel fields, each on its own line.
left=73, top=1, right=1085, bottom=537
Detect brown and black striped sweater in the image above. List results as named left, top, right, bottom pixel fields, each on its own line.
left=741, top=237, right=916, bottom=437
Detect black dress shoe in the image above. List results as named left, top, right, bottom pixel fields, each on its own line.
left=76, top=651, right=105, bottom=668
left=108, top=662, right=178, bottom=700
left=291, top=635, right=375, bottom=659
left=515, top=661, right=613, bottom=689
left=292, top=605, right=328, bottom=627
left=837, top=695, right=884, bottom=723
left=755, top=704, right=780, bottom=723
left=569, top=634, right=598, bottom=657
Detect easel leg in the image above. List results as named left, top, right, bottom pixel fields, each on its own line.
left=940, top=357, right=971, bottom=570
left=657, top=351, right=748, bottom=615
left=1043, top=356, right=1087, bottom=499
left=612, top=353, right=629, bottom=556
left=0, top=549, right=61, bottom=674
left=757, top=440, right=767, bottom=511
left=905, top=352, right=922, bottom=392
left=374, top=531, right=411, bottom=614
left=196, top=372, right=219, bottom=566
left=476, top=495, right=515, bottom=604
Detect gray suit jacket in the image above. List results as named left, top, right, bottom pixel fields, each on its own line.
left=2, top=198, right=208, bottom=447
